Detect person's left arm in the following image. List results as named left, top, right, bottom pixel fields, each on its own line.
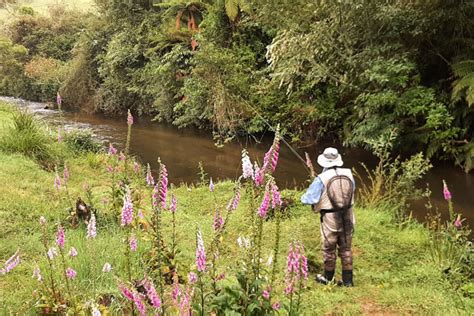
left=301, top=177, right=324, bottom=211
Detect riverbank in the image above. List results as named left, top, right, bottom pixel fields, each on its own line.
left=0, top=102, right=472, bottom=314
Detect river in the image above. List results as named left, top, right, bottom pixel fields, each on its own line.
left=3, top=97, right=473, bottom=227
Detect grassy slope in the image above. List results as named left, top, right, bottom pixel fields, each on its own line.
left=0, top=102, right=471, bottom=315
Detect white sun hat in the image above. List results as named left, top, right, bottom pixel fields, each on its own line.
left=317, top=147, right=343, bottom=168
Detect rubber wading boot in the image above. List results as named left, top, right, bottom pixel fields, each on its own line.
left=316, top=270, right=335, bottom=285
left=341, top=270, right=353, bottom=287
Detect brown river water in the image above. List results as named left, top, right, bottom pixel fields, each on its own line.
left=3, top=97, right=473, bottom=227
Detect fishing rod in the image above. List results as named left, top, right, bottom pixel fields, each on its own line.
left=242, top=100, right=313, bottom=175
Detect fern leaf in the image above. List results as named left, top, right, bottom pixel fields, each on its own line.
left=225, top=0, right=239, bottom=22
left=452, top=60, right=474, bottom=106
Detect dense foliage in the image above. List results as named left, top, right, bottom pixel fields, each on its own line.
left=0, top=0, right=473, bottom=171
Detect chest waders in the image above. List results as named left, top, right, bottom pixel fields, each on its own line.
left=320, top=168, right=354, bottom=243
left=316, top=168, right=355, bottom=286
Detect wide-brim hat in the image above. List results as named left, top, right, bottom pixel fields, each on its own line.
left=317, top=147, right=343, bottom=168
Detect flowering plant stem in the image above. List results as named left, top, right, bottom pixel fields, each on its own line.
left=59, top=248, right=72, bottom=304
left=152, top=209, right=165, bottom=315
left=270, top=208, right=281, bottom=294
left=255, top=217, right=264, bottom=282
left=40, top=226, right=58, bottom=302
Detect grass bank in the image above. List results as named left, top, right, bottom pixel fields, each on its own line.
left=0, top=101, right=471, bottom=315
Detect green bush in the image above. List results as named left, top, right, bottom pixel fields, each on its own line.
left=64, top=129, right=103, bottom=154
left=0, top=110, right=61, bottom=167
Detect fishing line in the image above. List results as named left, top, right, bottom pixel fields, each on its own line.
left=242, top=100, right=312, bottom=175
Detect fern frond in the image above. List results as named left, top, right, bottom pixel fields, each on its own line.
left=452, top=60, right=474, bottom=107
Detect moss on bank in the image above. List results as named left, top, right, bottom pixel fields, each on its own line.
left=0, top=102, right=472, bottom=314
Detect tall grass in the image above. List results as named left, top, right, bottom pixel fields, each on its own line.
left=0, top=110, right=61, bottom=167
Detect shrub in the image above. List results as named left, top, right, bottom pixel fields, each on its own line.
left=64, top=129, right=103, bottom=154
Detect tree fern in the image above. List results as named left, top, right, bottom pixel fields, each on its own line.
left=452, top=60, right=474, bottom=106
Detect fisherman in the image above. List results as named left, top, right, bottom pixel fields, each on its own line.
left=301, top=147, right=355, bottom=286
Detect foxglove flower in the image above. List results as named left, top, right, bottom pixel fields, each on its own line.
left=209, top=177, right=215, bottom=192
left=170, top=194, right=177, bottom=213
left=102, top=262, right=112, bottom=273
left=127, top=109, right=134, bottom=126
left=47, top=247, right=57, bottom=260
left=130, top=235, right=137, bottom=252
left=1, top=250, right=20, bottom=275
left=188, top=272, right=198, bottom=284
left=56, top=92, right=62, bottom=107
left=121, top=189, right=134, bottom=226
left=118, top=152, right=126, bottom=161
left=69, top=247, right=78, bottom=258
left=271, top=183, right=282, bottom=208
left=154, top=163, right=168, bottom=209
left=106, top=165, right=114, bottom=173
left=262, top=130, right=281, bottom=173
left=213, top=209, right=224, bottom=231
left=227, top=185, right=241, bottom=211
left=146, top=163, right=154, bottom=186
left=262, top=289, right=270, bottom=300
left=119, top=283, right=134, bottom=301
left=284, top=241, right=308, bottom=295
left=133, top=162, right=140, bottom=174
left=172, top=275, right=181, bottom=303
left=87, top=214, right=97, bottom=239
left=272, top=302, right=281, bottom=310
left=32, top=266, right=42, bottom=281
left=54, top=173, right=61, bottom=190
left=66, top=267, right=76, bottom=279
left=305, top=152, right=315, bottom=176
left=108, top=143, right=117, bottom=156
left=56, top=225, right=65, bottom=249
left=258, top=190, right=270, bottom=218
left=454, top=215, right=463, bottom=229
left=144, top=279, right=161, bottom=309
left=443, top=180, right=452, bottom=201
left=196, top=229, right=206, bottom=272
left=253, top=163, right=264, bottom=186
left=133, top=292, right=146, bottom=316
left=241, top=150, right=254, bottom=179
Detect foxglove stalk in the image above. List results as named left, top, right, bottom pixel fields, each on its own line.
left=130, top=235, right=137, bottom=252
left=258, top=190, right=270, bottom=218
left=170, top=194, right=177, bottom=213
left=121, top=189, right=134, bottom=226
left=188, top=272, right=198, bottom=284
left=271, top=183, right=282, bottom=209
left=56, top=92, right=62, bottom=107
left=56, top=225, right=65, bottom=249
left=63, top=164, right=69, bottom=184
left=127, top=109, right=134, bottom=126
left=284, top=241, right=308, bottom=295
left=241, top=150, right=254, bottom=179
left=119, top=283, right=134, bottom=301
left=57, top=127, right=62, bottom=143
left=54, top=173, right=61, bottom=190
left=172, top=275, right=181, bottom=304
left=47, top=247, right=57, bottom=260
left=253, top=163, right=264, bottom=186
left=262, top=129, right=281, bottom=173
left=32, top=266, right=42, bottom=281
left=443, top=180, right=452, bottom=201
left=87, top=214, right=97, bottom=239
left=158, top=163, right=168, bottom=209
left=1, top=250, right=20, bottom=275
left=209, top=177, right=215, bottom=192
left=133, top=292, right=146, bottom=316
left=68, top=247, right=78, bottom=258
left=108, top=143, right=117, bottom=155
left=213, top=209, right=224, bottom=231
left=133, top=162, right=140, bottom=174
left=146, top=163, right=154, bottom=186
left=454, top=215, right=462, bottom=229
left=144, top=279, right=161, bottom=309
left=119, top=152, right=126, bottom=161
left=196, top=229, right=206, bottom=272
left=66, top=267, right=76, bottom=279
